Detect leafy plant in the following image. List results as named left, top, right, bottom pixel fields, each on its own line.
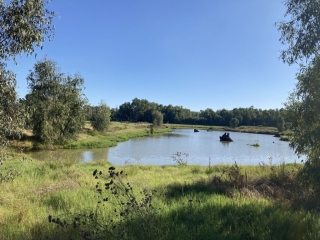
left=91, top=101, right=111, bottom=132
left=172, top=152, right=189, bottom=166
left=0, top=0, right=55, bottom=61
left=26, top=58, right=87, bottom=145
left=251, top=141, right=260, bottom=147
left=48, top=167, right=163, bottom=239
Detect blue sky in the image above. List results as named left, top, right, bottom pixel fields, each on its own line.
left=6, top=0, right=299, bottom=112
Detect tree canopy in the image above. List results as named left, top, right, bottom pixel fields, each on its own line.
left=285, top=57, right=320, bottom=159
left=0, top=0, right=55, bottom=61
left=0, top=62, right=24, bottom=163
left=279, top=0, right=320, bottom=190
left=91, top=101, right=111, bottom=132
left=26, top=58, right=87, bottom=144
left=277, top=0, right=320, bottom=65
left=0, top=0, right=55, bottom=156
left=111, top=98, right=286, bottom=128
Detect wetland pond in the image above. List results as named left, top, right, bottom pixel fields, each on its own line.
left=25, top=129, right=302, bottom=166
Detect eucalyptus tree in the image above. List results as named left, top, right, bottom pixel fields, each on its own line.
left=26, top=58, right=87, bottom=145
left=278, top=0, right=320, bottom=189
left=285, top=58, right=320, bottom=158
left=152, top=110, right=163, bottom=127
left=277, top=0, right=320, bottom=65
left=91, top=101, right=111, bottom=132
left=0, top=0, right=55, bottom=61
left=0, top=63, right=24, bottom=163
left=0, top=0, right=55, bottom=156
left=278, top=0, right=320, bottom=155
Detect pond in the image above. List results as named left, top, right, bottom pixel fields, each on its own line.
left=25, top=129, right=303, bottom=166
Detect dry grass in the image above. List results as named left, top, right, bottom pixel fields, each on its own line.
left=32, top=179, right=80, bottom=197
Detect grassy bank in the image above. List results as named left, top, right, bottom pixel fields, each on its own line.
left=12, top=123, right=291, bottom=151
left=169, top=124, right=282, bottom=136
left=63, top=122, right=171, bottom=149
left=224, top=126, right=279, bottom=135
left=0, top=154, right=318, bottom=239
left=12, top=122, right=172, bottom=151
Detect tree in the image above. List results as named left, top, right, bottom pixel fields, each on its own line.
left=0, top=63, right=24, bottom=163
left=0, top=0, right=55, bottom=61
left=284, top=57, right=320, bottom=159
left=276, top=116, right=285, bottom=132
left=229, top=117, right=239, bottom=128
left=284, top=56, right=320, bottom=190
left=91, top=101, right=111, bottom=132
left=152, top=110, right=163, bottom=127
left=26, top=58, right=87, bottom=144
left=277, top=0, right=320, bottom=65
left=279, top=1, right=320, bottom=160
left=0, top=0, right=55, bottom=153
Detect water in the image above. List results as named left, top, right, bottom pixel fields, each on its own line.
left=25, top=129, right=302, bottom=166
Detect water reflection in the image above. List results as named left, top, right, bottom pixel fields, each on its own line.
left=25, top=129, right=303, bottom=166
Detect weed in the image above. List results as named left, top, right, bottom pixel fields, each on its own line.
left=48, top=167, right=163, bottom=239
left=205, top=157, right=214, bottom=174
left=0, top=165, right=20, bottom=183
left=225, top=162, right=247, bottom=189
left=172, top=152, right=189, bottom=166
left=251, top=140, right=260, bottom=147
left=191, top=166, right=201, bottom=174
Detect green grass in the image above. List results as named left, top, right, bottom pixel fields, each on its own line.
left=64, top=124, right=171, bottom=149
left=12, top=122, right=172, bottom=150
left=12, top=123, right=288, bottom=151
left=0, top=154, right=318, bottom=239
left=225, top=126, right=279, bottom=135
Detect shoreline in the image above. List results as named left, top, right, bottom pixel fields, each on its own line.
left=11, top=123, right=290, bottom=152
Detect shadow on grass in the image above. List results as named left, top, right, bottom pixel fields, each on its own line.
left=17, top=165, right=319, bottom=240
left=161, top=166, right=319, bottom=211
left=28, top=198, right=319, bottom=240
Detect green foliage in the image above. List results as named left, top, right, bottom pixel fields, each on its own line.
left=0, top=0, right=55, bottom=179
left=172, top=152, right=189, bottom=166
left=0, top=63, right=24, bottom=164
left=152, top=110, right=163, bottom=127
left=44, top=164, right=319, bottom=240
left=91, top=101, right=111, bottom=132
left=251, top=141, right=260, bottom=147
left=279, top=0, right=320, bottom=193
left=0, top=166, right=21, bottom=183
left=0, top=0, right=55, bottom=61
left=114, top=99, right=286, bottom=128
left=276, top=116, right=285, bottom=132
left=285, top=57, right=320, bottom=159
left=284, top=57, right=320, bottom=192
left=26, top=58, right=87, bottom=144
left=229, top=117, right=239, bottom=128
left=49, top=167, right=162, bottom=239
left=277, top=0, right=320, bottom=65
left=0, top=158, right=318, bottom=239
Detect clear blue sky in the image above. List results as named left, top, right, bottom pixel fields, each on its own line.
left=6, top=0, right=299, bottom=112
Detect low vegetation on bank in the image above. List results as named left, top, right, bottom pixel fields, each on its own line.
left=12, top=122, right=289, bottom=152
left=0, top=153, right=319, bottom=240
left=11, top=122, right=172, bottom=151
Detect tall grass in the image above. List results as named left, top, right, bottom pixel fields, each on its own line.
left=0, top=154, right=318, bottom=239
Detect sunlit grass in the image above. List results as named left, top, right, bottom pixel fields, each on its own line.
left=0, top=153, right=317, bottom=239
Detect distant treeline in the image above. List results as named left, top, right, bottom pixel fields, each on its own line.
left=86, top=98, right=287, bottom=129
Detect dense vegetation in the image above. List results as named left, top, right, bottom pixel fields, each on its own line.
left=26, top=58, right=88, bottom=144
left=109, top=97, right=287, bottom=128
left=1, top=0, right=320, bottom=239
left=1, top=154, right=319, bottom=240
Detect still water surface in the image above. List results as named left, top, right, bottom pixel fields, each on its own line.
left=25, top=129, right=302, bottom=166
